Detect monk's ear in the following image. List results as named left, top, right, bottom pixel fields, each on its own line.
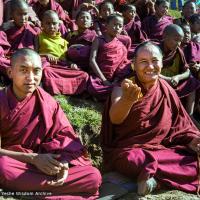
left=7, top=67, right=13, bottom=80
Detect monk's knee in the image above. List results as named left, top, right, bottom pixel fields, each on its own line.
left=86, top=166, right=102, bottom=193
left=0, top=156, right=11, bottom=184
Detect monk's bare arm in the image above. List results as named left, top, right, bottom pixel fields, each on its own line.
left=89, top=38, right=107, bottom=82
left=109, top=79, right=142, bottom=124
left=174, top=68, right=190, bottom=81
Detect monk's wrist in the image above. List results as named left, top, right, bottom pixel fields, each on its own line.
left=120, top=96, right=136, bottom=106
left=28, top=153, right=38, bottom=165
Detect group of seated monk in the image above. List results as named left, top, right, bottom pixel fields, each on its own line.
left=0, top=0, right=200, bottom=199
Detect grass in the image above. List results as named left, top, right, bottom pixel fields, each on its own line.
left=168, top=9, right=181, bottom=19
left=54, top=95, right=103, bottom=168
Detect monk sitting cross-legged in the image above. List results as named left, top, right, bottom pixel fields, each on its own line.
left=0, top=48, right=101, bottom=199
left=101, top=41, right=200, bottom=196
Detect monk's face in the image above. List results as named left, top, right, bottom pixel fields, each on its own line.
left=8, top=54, right=42, bottom=101
left=155, top=1, right=170, bottom=18
left=123, top=6, right=136, bottom=21
left=134, top=46, right=163, bottom=87
left=12, top=6, right=29, bottom=27
left=42, top=14, right=60, bottom=36
left=76, top=12, right=92, bottom=30
left=182, top=25, right=191, bottom=44
left=106, top=16, right=124, bottom=37
left=163, top=33, right=183, bottom=52
left=190, top=19, right=200, bottom=34
left=100, top=3, right=114, bottom=20
left=182, top=2, right=196, bottom=20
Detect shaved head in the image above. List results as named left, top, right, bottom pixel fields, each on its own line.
left=10, top=0, right=28, bottom=12
left=42, top=10, right=59, bottom=21
left=163, top=24, right=184, bottom=38
left=11, top=48, right=42, bottom=68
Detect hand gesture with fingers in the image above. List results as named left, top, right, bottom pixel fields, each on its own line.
left=121, top=79, right=142, bottom=103
left=47, top=55, right=58, bottom=64
left=32, top=154, right=63, bottom=176
left=47, top=163, right=69, bottom=186
left=170, top=76, right=180, bottom=87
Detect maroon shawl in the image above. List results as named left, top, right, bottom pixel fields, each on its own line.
left=0, top=86, right=91, bottom=166
left=96, top=35, right=131, bottom=80
left=142, top=15, right=173, bottom=41
left=67, top=29, right=97, bottom=70
left=5, top=23, right=39, bottom=54
left=182, top=41, right=200, bottom=64
left=101, top=78, right=200, bottom=167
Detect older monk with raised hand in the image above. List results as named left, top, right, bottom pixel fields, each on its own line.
left=0, top=48, right=101, bottom=199
left=101, top=41, right=200, bottom=196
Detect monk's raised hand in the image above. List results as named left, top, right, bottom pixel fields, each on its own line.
left=47, top=163, right=69, bottom=186
left=32, top=153, right=64, bottom=176
left=121, top=79, right=142, bottom=102
left=188, top=137, right=200, bottom=153
left=70, top=63, right=78, bottom=70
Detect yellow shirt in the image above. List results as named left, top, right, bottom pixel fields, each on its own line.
left=39, top=32, right=68, bottom=60
left=161, top=53, right=180, bottom=77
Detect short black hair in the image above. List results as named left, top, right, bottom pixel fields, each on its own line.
left=11, top=48, right=41, bottom=67
left=10, top=0, right=28, bottom=12
left=98, top=1, right=114, bottom=11
left=189, top=14, right=200, bottom=25
left=106, top=13, right=124, bottom=24
left=134, top=41, right=163, bottom=59
left=42, top=10, right=59, bottom=21
left=155, top=0, right=169, bottom=6
left=163, top=24, right=184, bottom=37
left=121, top=4, right=136, bottom=13
left=182, top=0, right=196, bottom=9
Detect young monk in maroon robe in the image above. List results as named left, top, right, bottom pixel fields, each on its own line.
left=181, top=23, right=200, bottom=80
left=189, top=13, right=200, bottom=43
left=30, top=0, right=76, bottom=36
left=36, top=10, right=89, bottom=96
left=142, top=0, right=173, bottom=41
left=0, top=48, right=102, bottom=199
left=67, top=11, right=97, bottom=71
left=93, top=1, right=114, bottom=36
left=89, top=14, right=131, bottom=101
left=101, top=41, right=200, bottom=196
left=174, top=1, right=197, bottom=26
left=132, top=0, right=155, bottom=21
left=159, top=24, right=200, bottom=127
left=3, top=0, right=39, bottom=55
left=121, top=4, right=147, bottom=57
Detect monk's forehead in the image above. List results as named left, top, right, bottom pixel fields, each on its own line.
left=136, top=46, right=162, bottom=59
left=14, top=55, right=42, bottom=68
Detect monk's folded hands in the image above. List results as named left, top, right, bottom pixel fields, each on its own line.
left=32, top=153, right=64, bottom=176
left=47, top=162, right=69, bottom=186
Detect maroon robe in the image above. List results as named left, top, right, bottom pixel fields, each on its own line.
left=182, top=41, right=200, bottom=79
left=142, top=15, right=173, bottom=41
left=41, top=57, right=89, bottom=96
left=160, top=44, right=200, bottom=98
left=88, top=35, right=131, bottom=101
left=101, top=78, right=200, bottom=193
left=5, top=23, right=39, bottom=54
left=67, top=29, right=97, bottom=70
left=0, top=86, right=101, bottom=199
left=31, top=0, right=76, bottom=34
left=0, top=30, right=11, bottom=78
left=123, top=19, right=147, bottom=57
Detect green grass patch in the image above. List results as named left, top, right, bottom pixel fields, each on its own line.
left=168, top=9, right=181, bottom=19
